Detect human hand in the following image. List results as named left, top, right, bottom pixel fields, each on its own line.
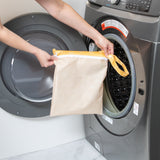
left=95, top=35, right=114, bottom=56
left=35, top=50, right=57, bottom=68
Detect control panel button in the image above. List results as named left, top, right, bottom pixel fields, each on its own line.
left=126, top=0, right=152, bottom=12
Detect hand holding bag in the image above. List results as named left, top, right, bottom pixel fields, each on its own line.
left=50, top=49, right=129, bottom=116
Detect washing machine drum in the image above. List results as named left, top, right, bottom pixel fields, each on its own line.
left=103, top=34, right=136, bottom=119
left=0, top=13, right=87, bottom=118
left=88, top=33, right=136, bottom=119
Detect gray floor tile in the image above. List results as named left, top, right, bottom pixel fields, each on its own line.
left=3, top=139, right=106, bottom=160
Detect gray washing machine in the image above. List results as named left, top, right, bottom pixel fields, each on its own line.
left=84, top=0, right=160, bottom=160
left=0, top=13, right=87, bottom=118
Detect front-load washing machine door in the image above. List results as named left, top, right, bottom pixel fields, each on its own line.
left=0, top=13, right=87, bottom=118
left=85, top=16, right=146, bottom=135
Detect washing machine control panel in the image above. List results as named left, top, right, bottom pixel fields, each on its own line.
left=126, top=0, right=152, bottom=12
left=88, top=0, right=160, bottom=16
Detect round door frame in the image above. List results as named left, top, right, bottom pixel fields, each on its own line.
left=0, top=13, right=87, bottom=118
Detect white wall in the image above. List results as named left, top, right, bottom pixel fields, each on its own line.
left=0, top=0, right=87, bottom=159
left=0, top=0, right=87, bottom=24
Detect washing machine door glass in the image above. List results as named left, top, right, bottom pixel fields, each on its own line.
left=89, top=33, right=136, bottom=118
left=1, top=31, right=68, bottom=102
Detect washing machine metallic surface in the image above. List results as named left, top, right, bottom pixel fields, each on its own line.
left=0, top=13, right=87, bottom=118
left=84, top=1, right=160, bottom=160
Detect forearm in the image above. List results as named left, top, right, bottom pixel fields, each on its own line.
left=36, top=0, right=114, bottom=55
left=0, top=25, right=41, bottom=56
left=36, top=0, right=102, bottom=42
left=0, top=19, right=55, bottom=67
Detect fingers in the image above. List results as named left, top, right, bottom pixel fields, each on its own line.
left=42, top=55, right=58, bottom=68
left=108, top=42, right=114, bottom=55
left=95, top=36, right=114, bottom=56
left=51, top=55, right=58, bottom=61
left=42, top=62, right=54, bottom=68
left=103, top=40, right=114, bottom=57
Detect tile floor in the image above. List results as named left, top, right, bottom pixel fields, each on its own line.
left=2, top=139, right=106, bottom=160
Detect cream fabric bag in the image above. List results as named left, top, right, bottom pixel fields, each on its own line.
left=50, top=49, right=129, bottom=116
